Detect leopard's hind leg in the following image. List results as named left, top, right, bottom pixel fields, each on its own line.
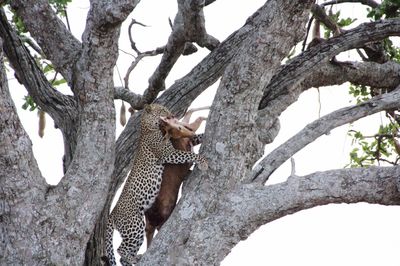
left=116, top=212, right=145, bottom=265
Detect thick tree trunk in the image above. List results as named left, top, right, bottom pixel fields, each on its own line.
left=1, top=0, right=120, bottom=262
left=0, top=40, right=49, bottom=264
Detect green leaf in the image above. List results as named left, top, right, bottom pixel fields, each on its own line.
left=51, top=78, right=67, bottom=86
left=43, top=64, right=54, bottom=74
left=21, top=95, right=38, bottom=112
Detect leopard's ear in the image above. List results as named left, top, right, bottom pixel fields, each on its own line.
left=144, top=104, right=152, bottom=112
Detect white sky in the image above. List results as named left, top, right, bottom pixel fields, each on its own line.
left=7, top=0, right=400, bottom=265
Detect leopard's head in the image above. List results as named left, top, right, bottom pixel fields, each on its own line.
left=141, top=104, right=174, bottom=131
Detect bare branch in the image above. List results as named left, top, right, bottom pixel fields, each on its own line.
left=10, top=0, right=81, bottom=82
left=251, top=86, right=400, bottom=184
left=123, top=19, right=199, bottom=91
left=290, top=157, right=296, bottom=176
left=303, top=60, right=400, bottom=90
left=114, top=0, right=259, bottom=113
left=311, top=4, right=342, bottom=36
left=127, top=19, right=147, bottom=54
left=137, top=2, right=198, bottom=106
left=321, top=0, right=379, bottom=8
left=302, top=16, right=315, bottom=51
left=20, top=36, right=43, bottom=56
left=123, top=47, right=165, bottom=89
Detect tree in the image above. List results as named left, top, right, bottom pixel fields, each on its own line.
left=1, top=0, right=400, bottom=265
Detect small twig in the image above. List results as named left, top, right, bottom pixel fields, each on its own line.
left=356, top=48, right=368, bottom=61
left=290, top=157, right=296, bottom=176
left=376, top=157, right=397, bottom=165
left=375, top=137, right=382, bottom=163
left=119, top=49, right=136, bottom=58
left=358, top=133, right=400, bottom=139
left=168, top=18, right=173, bottom=29
left=123, top=47, right=165, bottom=89
left=20, top=36, right=43, bottom=56
left=124, top=54, right=145, bottom=89
left=64, top=8, right=71, bottom=32
left=302, top=16, right=314, bottom=51
left=316, top=87, right=321, bottom=118
left=128, top=19, right=148, bottom=54
left=50, top=71, right=58, bottom=84
left=115, top=64, right=124, bottom=87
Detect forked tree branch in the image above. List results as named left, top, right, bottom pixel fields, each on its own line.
left=0, top=8, right=76, bottom=129
left=119, top=0, right=220, bottom=109
left=251, top=86, right=400, bottom=184
left=123, top=20, right=199, bottom=91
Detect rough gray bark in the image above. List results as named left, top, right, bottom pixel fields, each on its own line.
left=1, top=0, right=400, bottom=265
left=0, top=39, right=48, bottom=264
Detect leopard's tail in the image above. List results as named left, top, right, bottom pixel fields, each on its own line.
left=102, top=218, right=116, bottom=266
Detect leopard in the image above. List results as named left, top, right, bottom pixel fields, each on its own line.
left=104, top=104, right=208, bottom=266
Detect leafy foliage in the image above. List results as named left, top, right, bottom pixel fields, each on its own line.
left=5, top=0, right=71, bottom=111
left=22, top=95, right=38, bottom=111
left=322, top=10, right=356, bottom=39
left=49, top=0, right=72, bottom=17
left=367, top=0, right=400, bottom=20
left=367, top=0, right=400, bottom=62
left=347, top=122, right=400, bottom=167
left=383, top=38, right=400, bottom=62
left=348, top=84, right=371, bottom=104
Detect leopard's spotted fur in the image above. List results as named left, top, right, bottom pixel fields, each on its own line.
left=104, top=104, right=207, bottom=265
